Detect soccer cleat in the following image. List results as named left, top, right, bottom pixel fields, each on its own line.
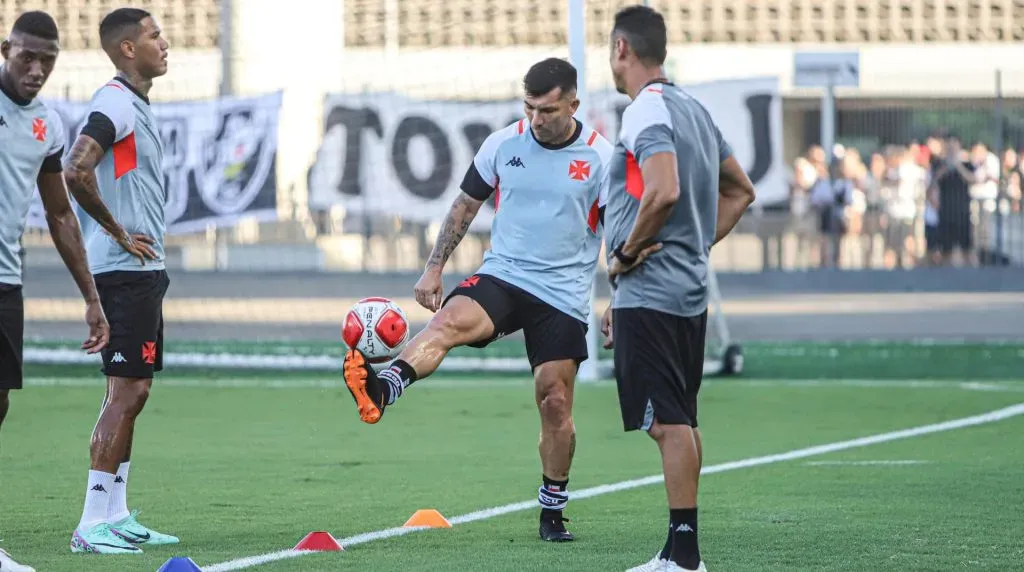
left=343, top=349, right=386, bottom=424
left=109, top=510, right=179, bottom=545
left=538, top=510, right=574, bottom=542
left=624, top=553, right=668, bottom=572
left=0, top=547, right=36, bottom=572
left=70, top=523, right=142, bottom=554
left=663, top=560, right=707, bottom=572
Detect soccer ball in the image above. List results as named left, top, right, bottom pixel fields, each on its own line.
left=342, top=297, right=410, bottom=368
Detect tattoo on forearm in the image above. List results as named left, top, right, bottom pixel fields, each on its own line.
left=427, top=196, right=476, bottom=268
left=64, top=138, right=121, bottom=235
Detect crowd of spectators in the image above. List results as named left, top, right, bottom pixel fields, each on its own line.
left=788, top=133, right=1023, bottom=269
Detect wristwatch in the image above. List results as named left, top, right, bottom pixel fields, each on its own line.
left=613, top=244, right=638, bottom=265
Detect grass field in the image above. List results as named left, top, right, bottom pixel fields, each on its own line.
left=2, top=345, right=1024, bottom=571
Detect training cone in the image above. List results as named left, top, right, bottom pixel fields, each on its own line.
left=157, top=556, right=202, bottom=572
left=293, top=531, right=344, bottom=552
left=403, top=509, right=452, bottom=528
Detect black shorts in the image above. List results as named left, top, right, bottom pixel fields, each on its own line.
left=0, top=284, right=24, bottom=390
left=443, top=273, right=588, bottom=370
left=95, top=270, right=169, bottom=379
left=613, top=307, right=707, bottom=431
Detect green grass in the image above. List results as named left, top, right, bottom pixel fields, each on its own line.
left=2, top=366, right=1023, bottom=571
left=23, top=339, right=1024, bottom=380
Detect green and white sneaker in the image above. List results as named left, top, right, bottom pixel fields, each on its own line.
left=70, top=523, right=142, bottom=554
left=109, top=510, right=179, bottom=545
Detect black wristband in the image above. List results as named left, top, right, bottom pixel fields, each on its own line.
left=613, top=244, right=638, bottom=265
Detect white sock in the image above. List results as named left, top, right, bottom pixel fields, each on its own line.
left=78, top=470, right=115, bottom=530
left=377, top=368, right=404, bottom=405
left=107, top=462, right=131, bottom=522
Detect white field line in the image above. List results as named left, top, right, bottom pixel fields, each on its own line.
left=201, top=402, right=1024, bottom=572
left=804, top=460, right=931, bottom=466
left=21, top=377, right=1024, bottom=392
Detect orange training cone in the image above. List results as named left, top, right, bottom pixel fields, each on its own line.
left=293, top=531, right=344, bottom=551
left=403, top=509, right=452, bottom=528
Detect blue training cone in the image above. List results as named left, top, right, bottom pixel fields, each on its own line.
left=157, top=556, right=202, bottom=572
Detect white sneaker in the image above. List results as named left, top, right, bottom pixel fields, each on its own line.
left=663, top=560, right=707, bottom=572
left=625, top=553, right=668, bottom=572
left=0, top=547, right=36, bottom=572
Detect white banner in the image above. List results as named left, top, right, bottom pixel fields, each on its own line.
left=27, top=91, right=283, bottom=235
left=307, top=76, right=784, bottom=226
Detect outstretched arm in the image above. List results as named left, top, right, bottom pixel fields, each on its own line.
left=425, top=192, right=485, bottom=272
left=37, top=168, right=109, bottom=353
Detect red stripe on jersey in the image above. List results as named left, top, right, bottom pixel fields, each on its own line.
left=113, top=132, right=138, bottom=179
left=494, top=183, right=501, bottom=211
left=517, top=119, right=525, bottom=134
left=586, top=130, right=598, bottom=146
left=587, top=199, right=600, bottom=233
left=105, top=82, right=125, bottom=91
left=625, top=151, right=644, bottom=200
left=646, top=87, right=663, bottom=94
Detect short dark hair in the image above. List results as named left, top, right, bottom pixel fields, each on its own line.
left=523, top=58, right=577, bottom=99
left=12, top=11, right=59, bottom=41
left=613, top=5, right=668, bottom=66
left=99, top=8, right=151, bottom=49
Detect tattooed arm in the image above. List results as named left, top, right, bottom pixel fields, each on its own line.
left=426, top=192, right=485, bottom=271
left=413, top=192, right=485, bottom=312
left=63, top=134, right=157, bottom=264
left=63, top=135, right=121, bottom=236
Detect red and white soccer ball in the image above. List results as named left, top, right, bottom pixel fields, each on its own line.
left=342, top=297, right=410, bottom=369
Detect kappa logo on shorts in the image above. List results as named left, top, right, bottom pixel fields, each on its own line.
left=142, top=342, right=157, bottom=365
left=459, top=275, right=481, bottom=289
left=110, top=352, right=127, bottom=363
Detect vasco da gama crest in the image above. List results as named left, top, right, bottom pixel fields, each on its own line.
left=196, top=106, right=277, bottom=215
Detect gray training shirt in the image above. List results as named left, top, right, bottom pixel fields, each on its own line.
left=76, top=77, right=166, bottom=274
left=604, top=82, right=733, bottom=318
left=0, top=73, right=66, bottom=285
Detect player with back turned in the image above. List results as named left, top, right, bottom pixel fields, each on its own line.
left=61, top=7, right=178, bottom=555
left=342, top=58, right=656, bottom=542
left=0, top=11, right=111, bottom=572
left=601, top=6, right=757, bottom=572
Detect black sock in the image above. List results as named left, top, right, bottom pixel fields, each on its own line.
left=669, top=507, right=700, bottom=569
left=377, top=359, right=418, bottom=405
left=539, top=475, right=569, bottom=517
left=658, top=521, right=672, bottom=560
left=393, top=359, right=418, bottom=387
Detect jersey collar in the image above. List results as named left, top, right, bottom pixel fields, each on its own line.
left=640, top=77, right=673, bottom=92
left=532, top=119, right=583, bottom=151
left=113, top=75, right=151, bottom=105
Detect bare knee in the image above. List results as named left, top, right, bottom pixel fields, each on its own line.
left=647, top=420, right=691, bottom=443
left=535, top=363, right=575, bottom=426
left=107, top=378, right=152, bottom=417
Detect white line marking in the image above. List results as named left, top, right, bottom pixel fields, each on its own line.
left=804, top=460, right=930, bottom=466
left=201, top=402, right=1024, bottom=572
left=21, top=377, right=1024, bottom=392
